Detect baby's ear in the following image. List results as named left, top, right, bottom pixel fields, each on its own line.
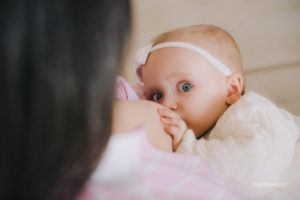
left=226, top=73, right=243, bottom=105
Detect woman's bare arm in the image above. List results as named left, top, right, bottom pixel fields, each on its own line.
left=112, top=100, right=172, bottom=152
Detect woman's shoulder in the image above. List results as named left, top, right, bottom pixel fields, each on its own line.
left=112, top=100, right=172, bottom=152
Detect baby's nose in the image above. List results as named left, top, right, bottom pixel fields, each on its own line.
left=162, top=98, right=177, bottom=110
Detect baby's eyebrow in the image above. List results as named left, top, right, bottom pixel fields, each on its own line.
left=165, top=72, right=193, bottom=80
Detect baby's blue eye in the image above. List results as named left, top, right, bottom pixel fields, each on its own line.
left=152, top=93, right=163, bottom=102
left=179, top=83, right=192, bottom=92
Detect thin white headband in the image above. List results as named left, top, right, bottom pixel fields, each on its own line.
left=135, top=41, right=232, bottom=80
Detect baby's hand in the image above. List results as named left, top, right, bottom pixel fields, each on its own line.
left=158, top=108, right=187, bottom=151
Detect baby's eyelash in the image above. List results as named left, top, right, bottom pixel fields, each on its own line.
left=177, top=81, right=193, bottom=90
left=177, top=80, right=192, bottom=85
left=147, top=92, right=163, bottom=102
left=146, top=90, right=159, bottom=99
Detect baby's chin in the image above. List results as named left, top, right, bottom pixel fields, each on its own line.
left=187, top=124, right=203, bottom=139
left=190, top=124, right=215, bottom=139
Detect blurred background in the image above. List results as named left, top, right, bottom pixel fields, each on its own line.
left=120, top=0, right=300, bottom=116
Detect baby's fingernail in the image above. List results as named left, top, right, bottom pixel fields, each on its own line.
left=158, top=108, right=165, bottom=113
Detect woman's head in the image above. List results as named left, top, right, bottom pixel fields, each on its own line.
left=1, top=1, right=130, bottom=199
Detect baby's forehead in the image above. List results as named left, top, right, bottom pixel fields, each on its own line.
left=146, top=49, right=209, bottom=71
left=143, top=61, right=220, bottom=85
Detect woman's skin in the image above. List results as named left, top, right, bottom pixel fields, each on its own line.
left=112, top=100, right=173, bottom=152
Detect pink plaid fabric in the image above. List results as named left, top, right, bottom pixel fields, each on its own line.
left=77, top=129, right=239, bottom=199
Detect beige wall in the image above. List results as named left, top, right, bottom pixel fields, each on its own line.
left=121, top=0, right=300, bottom=115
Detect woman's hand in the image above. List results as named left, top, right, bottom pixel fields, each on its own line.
left=158, top=108, right=187, bottom=151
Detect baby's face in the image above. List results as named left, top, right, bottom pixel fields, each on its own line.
left=141, top=47, right=229, bottom=138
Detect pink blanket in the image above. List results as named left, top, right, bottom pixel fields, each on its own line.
left=76, top=76, right=240, bottom=199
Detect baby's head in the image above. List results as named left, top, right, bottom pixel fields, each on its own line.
left=138, top=24, right=244, bottom=138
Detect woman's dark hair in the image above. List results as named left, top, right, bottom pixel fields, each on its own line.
left=0, top=0, right=130, bottom=199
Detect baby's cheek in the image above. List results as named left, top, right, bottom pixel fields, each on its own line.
left=188, top=113, right=207, bottom=132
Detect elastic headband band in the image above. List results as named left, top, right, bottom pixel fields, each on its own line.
left=135, top=41, right=232, bottom=80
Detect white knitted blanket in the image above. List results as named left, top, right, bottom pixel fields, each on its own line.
left=177, top=91, right=300, bottom=200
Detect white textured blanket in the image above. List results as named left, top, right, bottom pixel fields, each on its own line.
left=177, top=91, right=300, bottom=199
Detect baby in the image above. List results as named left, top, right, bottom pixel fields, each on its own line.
left=136, top=24, right=244, bottom=150
left=134, top=24, right=300, bottom=199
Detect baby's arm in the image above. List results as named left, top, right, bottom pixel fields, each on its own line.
left=158, top=108, right=188, bottom=151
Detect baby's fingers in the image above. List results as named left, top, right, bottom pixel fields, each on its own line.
left=158, top=108, right=187, bottom=133
left=158, top=108, right=179, bottom=119
left=160, top=116, right=181, bottom=127
left=164, top=125, right=184, bottom=151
